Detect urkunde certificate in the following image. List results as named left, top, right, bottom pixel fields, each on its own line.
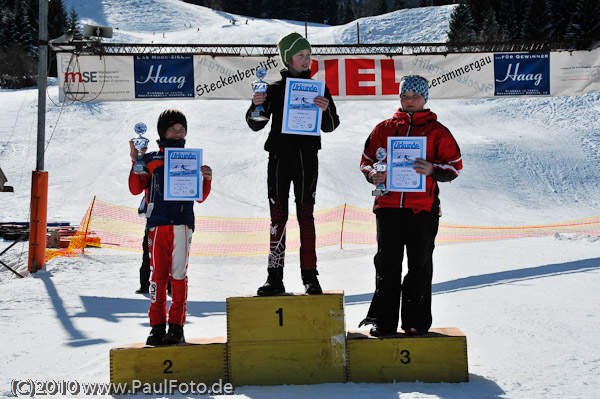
left=281, top=78, right=325, bottom=136
left=387, top=137, right=427, bottom=192
left=164, top=148, right=203, bottom=201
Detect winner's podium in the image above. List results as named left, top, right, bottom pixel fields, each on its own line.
left=226, top=291, right=346, bottom=386
left=110, top=290, right=469, bottom=386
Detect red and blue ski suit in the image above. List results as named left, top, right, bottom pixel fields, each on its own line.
left=129, top=146, right=211, bottom=327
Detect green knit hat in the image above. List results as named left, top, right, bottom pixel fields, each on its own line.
left=277, top=32, right=311, bottom=66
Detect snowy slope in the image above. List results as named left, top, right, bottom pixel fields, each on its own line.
left=1, top=1, right=600, bottom=398
left=65, top=0, right=454, bottom=44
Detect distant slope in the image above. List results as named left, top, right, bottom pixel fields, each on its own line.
left=329, top=6, right=455, bottom=44
left=64, top=0, right=454, bottom=44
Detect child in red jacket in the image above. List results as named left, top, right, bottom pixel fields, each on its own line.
left=359, top=75, right=462, bottom=337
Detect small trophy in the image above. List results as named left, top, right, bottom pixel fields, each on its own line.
left=250, top=67, right=269, bottom=122
left=372, top=147, right=388, bottom=196
left=131, top=122, right=149, bottom=175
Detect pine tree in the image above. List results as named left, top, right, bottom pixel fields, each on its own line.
left=325, top=0, right=338, bottom=25
left=547, top=0, right=574, bottom=40
left=568, top=0, right=600, bottom=41
left=342, top=0, right=357, bottom=24
left=464, top=0, right=490, bottom=32
left=356, top=0, right=367, bottom=19
left=48, top=0, right=68, bottom=41
left=67, top=5, right=82, bottom=40
left=447, top=1, right=477, bottom=42
left=25, top=0, right=38, bottom=43
left=478, top=7, right=507, bottom=41
left=256, top=0, right=270, bottom=18
left=376, top=0, right=388, bottom=15
left=11, top=0, right=33, bottom=49
left=392, top=0, right=406, bottom=10
left=496, top=0, right=523, bottom=41
left=522, top=0, right=551, bottom=40
left=0, top=4, right=14, bottom=46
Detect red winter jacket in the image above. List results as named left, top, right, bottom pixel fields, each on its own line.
left=360, top=108, right=462, bottom=215
left=129, top=147, right=211, bottom=230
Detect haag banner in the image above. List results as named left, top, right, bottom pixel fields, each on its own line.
left=56, top=48, right=600, bottom=102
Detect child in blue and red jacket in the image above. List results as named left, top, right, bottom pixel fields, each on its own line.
left=129, top=109, right=212, bottom=345
left=359, top=75, right=462, bottom=337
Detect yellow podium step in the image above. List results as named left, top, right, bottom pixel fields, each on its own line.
left=347, top=328, right=469, bottom=383
left=226, top=291, right=346, bottom=386
left=226, top=290, right=345, bottom=342
left=228, top=338, right=346, bottom=386
left=109, top=337, right=227, bottom=386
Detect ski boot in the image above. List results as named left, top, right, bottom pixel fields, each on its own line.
left=146, top=323, right=166, bottom=345
left=301, top=269, right=322, bottom=295
left=257, top=267, right=285, bottom=296
left=135, top=285, right=149, bottom=294
left=163, top=323, right=185, bottom=345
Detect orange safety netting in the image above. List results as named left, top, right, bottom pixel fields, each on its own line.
left=46, top=198, right=600, bottom=259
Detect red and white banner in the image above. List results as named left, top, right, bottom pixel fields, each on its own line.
left=56, top=48, right=600, bottom=102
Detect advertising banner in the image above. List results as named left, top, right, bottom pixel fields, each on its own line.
left=493, top=53, right=550, bottom=96
left=56, top=48, right=600, bottom=102
left=133, top=55, right=195, bottom=99
left=57, top=53, right=134, bottom=102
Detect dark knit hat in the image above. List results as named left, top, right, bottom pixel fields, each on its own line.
left=277, top=32, right=311, bottom=65
left=400, top=75, right=429, bottom=102
left=157, top=109, right=187, bottom=139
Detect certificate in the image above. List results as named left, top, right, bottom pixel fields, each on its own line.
left=386, top=137, right=427, bottom=192
left=164, top=148, right=203, bottom=201
left=282, top=78, right=325, bottom=136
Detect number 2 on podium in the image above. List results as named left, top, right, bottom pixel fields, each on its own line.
left=275, top=307, right=283, bottom=326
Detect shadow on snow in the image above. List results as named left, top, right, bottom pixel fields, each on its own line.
left=37, top=257, right=599, bottom=348
left=346, top=257, right=600, bottom=305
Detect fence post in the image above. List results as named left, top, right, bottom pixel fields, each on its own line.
left=82, top=196, right=97, bottom=254
left=340, top=204, right=347, bottom=250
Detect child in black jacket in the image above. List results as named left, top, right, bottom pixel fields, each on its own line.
left=246, top=32, right=340, bottom=296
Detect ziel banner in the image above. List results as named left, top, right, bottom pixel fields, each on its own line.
left=56, top=48, right=600, bottom=102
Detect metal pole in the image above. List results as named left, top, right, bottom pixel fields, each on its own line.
left=356, top=22, right=360, bottom=44
left=28, top=0, right=49, bottom=273
left=37, top=0, right=47, bottom=171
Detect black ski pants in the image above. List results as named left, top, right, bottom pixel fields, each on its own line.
left=365, top=207, right=439, bottom=333
left=267, top=148, right=318, bottom=270
left=139, top=228, right=150, bottom=289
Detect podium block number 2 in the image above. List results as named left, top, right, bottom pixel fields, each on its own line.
left=163, top=360, right=173, bottom=373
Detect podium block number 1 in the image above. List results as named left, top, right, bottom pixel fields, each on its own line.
left=226, top=292, right=345, bottom=343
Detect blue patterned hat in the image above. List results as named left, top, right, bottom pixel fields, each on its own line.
left=400, top=75, right=429, bottom=102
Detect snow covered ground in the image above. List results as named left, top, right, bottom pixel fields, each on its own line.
left=1, top=1, right=599, bottom=398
